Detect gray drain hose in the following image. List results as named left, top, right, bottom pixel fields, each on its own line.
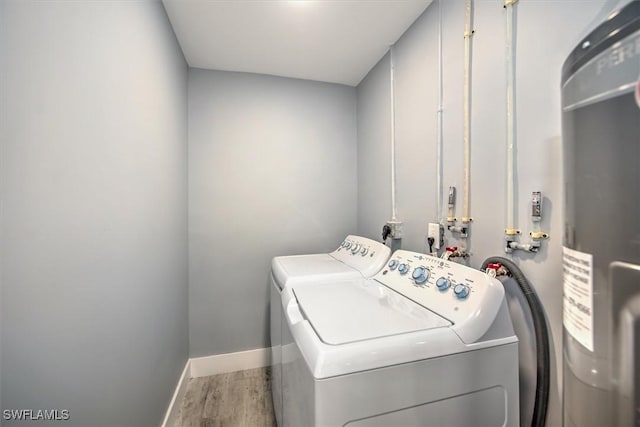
left=481, top=256, right=550, bottom=427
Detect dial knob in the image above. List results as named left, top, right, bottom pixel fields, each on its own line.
left=411, top=266, right=429, bottom=284
left=453, top=284, right=470, bottom=299
left=351, top=244, right=360, bottom=254
left=398, top=263, right=409, bottom=275
left=436, top=277, right=451, bottom=291
left=344, top=242, right=352, bottom=249
left=360, top=247, right=368, bottom=256
left=388, top=260, right=399, bottom=270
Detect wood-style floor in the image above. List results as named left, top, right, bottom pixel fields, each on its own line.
left=174, top=367, right=277, bottom=427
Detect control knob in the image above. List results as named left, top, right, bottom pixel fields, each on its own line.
left=351, top=244, right=360, bottom=254
left=360, top=247, right=368, bottom=256
left=436, top=277, right=451, bottom=291
left=398, top=263, right=409, bottom=275
left=388, top=260, right=399, bottom=270
left=453, top=284, right=470, bottom=299
left=411, top=266, right=429, bottom=284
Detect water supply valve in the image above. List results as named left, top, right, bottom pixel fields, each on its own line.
left=504, top=228, right=521, bottom=253
left=448, top=225, right=468, bottom=237
left=506, top=240, right=539, bottom=253
left=443, top=246, right=470, bottom=260
left=485, top=262, right=508, bottom=277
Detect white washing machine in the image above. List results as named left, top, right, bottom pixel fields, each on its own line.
left=270, top=235, right=391, bottom=426
left=281, top=249, right=519, bottom=427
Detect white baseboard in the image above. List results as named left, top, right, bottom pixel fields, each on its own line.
left=161, top=359, right=191, bottom=427
left=161, top=348, right=271, bottom=426
left=190, top=347, right=272, bottom=378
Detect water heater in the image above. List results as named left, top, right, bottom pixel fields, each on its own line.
left=562, top=2, right=640, bottom=426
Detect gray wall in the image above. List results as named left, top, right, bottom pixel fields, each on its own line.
left=0, top=0, right=4, bottom=419
left=0, top=1, right=188, bottom=426
left=356, top=1, right=605, bottom=426
left=189, top=69, right=357, bottom=357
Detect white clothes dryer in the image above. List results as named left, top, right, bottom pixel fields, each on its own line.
left=281, top=250, right=519, bottom=427
left=270, top=235, right=391, bottom=426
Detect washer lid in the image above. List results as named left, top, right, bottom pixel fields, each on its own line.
left=272, top=254, right=357, bottom=289
left=292, top=280, right=451, bottom=345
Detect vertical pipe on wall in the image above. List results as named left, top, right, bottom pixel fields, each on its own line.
left=390, top=45, right=398, bottom=222
left=505, top=0, right=517, bottom=234
left=436, top=0, right=444, bottom=223
left=462, top=0, right=473, bottom=225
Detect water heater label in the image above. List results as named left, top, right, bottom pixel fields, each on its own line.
left=562, top=247, right=594, bottom=352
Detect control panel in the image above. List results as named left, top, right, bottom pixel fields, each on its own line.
left=373, top=250, right=505, bottom=343
left=331, top=235, right=391, bottom=278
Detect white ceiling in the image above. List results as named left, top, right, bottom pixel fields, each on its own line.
left=162, top=0, right=432, bottom=87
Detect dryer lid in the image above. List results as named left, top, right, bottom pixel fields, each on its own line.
left=292, top=280, right=452, bottom=345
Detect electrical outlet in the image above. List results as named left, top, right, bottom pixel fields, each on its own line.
left=386, top=220, right=403, bottom=239
left=428, top=223, right=444, bottom=249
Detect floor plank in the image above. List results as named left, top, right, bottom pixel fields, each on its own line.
left=174, top=367, right=276, bottom=427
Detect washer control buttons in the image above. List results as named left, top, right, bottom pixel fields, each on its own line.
left=388, top=260, right=399, bottom=270
left=360, top=247, right=368, bottom=256
left=412, top=266, right=429, bottom=284
left=344, top=242, right=352, bottom=249
left=351, top=244, right=360, bottom=254
left=453, top=284, right=470, bottom=299
left=436, top=277, right=451, bottom=291
left=398, top=263, right=409, bottom=275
